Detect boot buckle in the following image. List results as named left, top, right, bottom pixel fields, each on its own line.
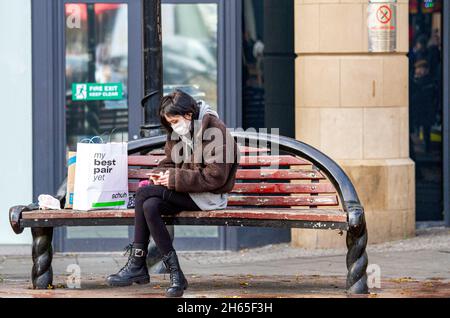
left=134, top=249, right=145, bottom=257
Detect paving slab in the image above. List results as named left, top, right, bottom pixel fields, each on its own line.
left=0, top=227, right=448, bottom=298
left=0, top=274, right=449, bottom=298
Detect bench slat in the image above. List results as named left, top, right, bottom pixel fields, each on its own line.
left=227, top=195, right=338, bottom=207
left=238, top=146, right=270, bottom=154
left=149, top=146, right=269, bottom=155
left=239, top=155, right=309, bottom=166
left=127, top=182, right=335, bottom=194
left=22, top=208, right=347, bottom=223
left=128, top=155, right=310, bottom=167
left=128, top=169, right=326, bottom=180
left=235, top=169, right=325, bottom=180
left=128, top=155, right=165, bottom=166
left=231, top=183, right=336, bottom=194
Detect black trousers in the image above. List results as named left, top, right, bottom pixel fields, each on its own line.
left=134, top=184, right=200, bottom=255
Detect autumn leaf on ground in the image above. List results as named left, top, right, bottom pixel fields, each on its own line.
left=390, top=277, right=416, bottom=283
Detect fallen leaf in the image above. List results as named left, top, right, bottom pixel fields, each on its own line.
left=239, top=282, right=249, bottom=288
left=390, top=277, right=416, bottom=283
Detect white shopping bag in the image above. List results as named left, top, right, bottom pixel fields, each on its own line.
left=73, top=141, right=129, bottom=211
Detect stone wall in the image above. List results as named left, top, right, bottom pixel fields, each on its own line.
left=292, top=0, right=415, bottom=248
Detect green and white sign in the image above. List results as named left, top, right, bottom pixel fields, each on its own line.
left=72, top=83, right=123, bottom=101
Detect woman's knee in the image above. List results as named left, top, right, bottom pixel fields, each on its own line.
left=142, top=197, right=164, bottom=222
left=135, top=184, right=164, bottom=203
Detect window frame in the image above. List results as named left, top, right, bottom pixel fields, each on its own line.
left=443, top=0, right=450, bottom=227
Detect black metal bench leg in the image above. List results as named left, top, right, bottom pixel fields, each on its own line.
left=346, top=206, right=369, bottom=294
left=31, top=227, right=54, bottom=289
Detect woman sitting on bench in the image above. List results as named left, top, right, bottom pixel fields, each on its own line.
left=106, top=89, right=239, bottom=297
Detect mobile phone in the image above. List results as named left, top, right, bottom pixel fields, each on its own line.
left=146, top=173, right=161, bottom=179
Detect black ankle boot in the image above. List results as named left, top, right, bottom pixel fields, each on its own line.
left=162, top=250, right=188, bottom=297
left=106, top=243, right=150, bottom=287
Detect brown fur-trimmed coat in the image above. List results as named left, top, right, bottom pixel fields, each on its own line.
left=153, top=114, right=239, bottom=194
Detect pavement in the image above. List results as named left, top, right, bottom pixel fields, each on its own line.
left=0, top=227, right=449, bottom=298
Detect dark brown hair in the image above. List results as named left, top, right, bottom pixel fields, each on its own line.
left=159, top=89, right=200, bottom=133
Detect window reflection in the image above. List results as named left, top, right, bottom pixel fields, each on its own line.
left=162, top=4, right=218, bottom=110
left=162, top=3, right=219, bottom=239
left=65, top=3, right=128, bottom=150
left=408, top=0, right=443, bottom=221
left=64, top=3, right=129, bottom=241
left=242, top=0, right=266, bottom=130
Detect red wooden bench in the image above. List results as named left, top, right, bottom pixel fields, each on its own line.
left=9, top=132, right=369, bottom=294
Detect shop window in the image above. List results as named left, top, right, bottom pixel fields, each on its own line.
left=64, top=3, right=130, bottom=243
left=409, top=0, right=443, bottom=221
left=162, top=3, right=220, bottom=241
left=162, top=3, right=218, bottom=110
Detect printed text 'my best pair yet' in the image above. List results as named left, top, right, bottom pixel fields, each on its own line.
left=93, top=153, right=116, bottom=181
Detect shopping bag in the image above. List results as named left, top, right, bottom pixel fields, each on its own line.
left=64, top=151, right=77, bottom=209
left=73, top=139, right=128, bottom=211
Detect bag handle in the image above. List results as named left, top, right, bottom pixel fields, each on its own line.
left=108, top=127, right=125, bottom=143
left=79, top=136, right=105, bottom=144
left=79, top=128, right=125, bottom=145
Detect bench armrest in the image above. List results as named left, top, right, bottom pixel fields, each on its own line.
left=9, top=178, right=68, bottom=234
left=9, top=204, right=37, bottom=234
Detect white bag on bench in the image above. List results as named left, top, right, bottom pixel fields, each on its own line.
left=73, top=138, right=129, bottom=211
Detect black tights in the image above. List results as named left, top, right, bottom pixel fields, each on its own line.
left=134, top=185, right=199, bottom=255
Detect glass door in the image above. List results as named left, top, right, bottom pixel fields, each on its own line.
left=56, top=0, right=233, bottom=251
left=60, top=0, right=143, bottom=251
left=161, top=0, right=224, bottom=249
left=65, top=2, right=130, bottom=145
left=162, top=1, right=219, bottom=110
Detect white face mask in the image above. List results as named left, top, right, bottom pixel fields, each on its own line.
left=171, top=118, right=191, bottom=136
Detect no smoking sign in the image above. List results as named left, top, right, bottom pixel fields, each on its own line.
left=377, top=5, right=392, bottom=24
left=368, top=1, right=397, bottom=52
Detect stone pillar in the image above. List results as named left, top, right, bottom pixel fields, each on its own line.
left=292, top=0, right=415, bottom=248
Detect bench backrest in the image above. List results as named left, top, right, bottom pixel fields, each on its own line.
left=128, top=146, right=340, bottom=209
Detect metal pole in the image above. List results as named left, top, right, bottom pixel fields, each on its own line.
left=141, top=0, right=172, bottom=271
left=443, top=0, right=450, bottom=227
left=87, top=4, right=100, bottom=136
left=141, top=0, right=163, bottom=138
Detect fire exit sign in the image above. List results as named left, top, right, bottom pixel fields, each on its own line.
left=72, top=83, right=123, bottom=101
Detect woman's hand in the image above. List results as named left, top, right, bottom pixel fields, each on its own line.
left=157, top=170, right=170, bottom=187
left=149, top=171, right=164, bottom=185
